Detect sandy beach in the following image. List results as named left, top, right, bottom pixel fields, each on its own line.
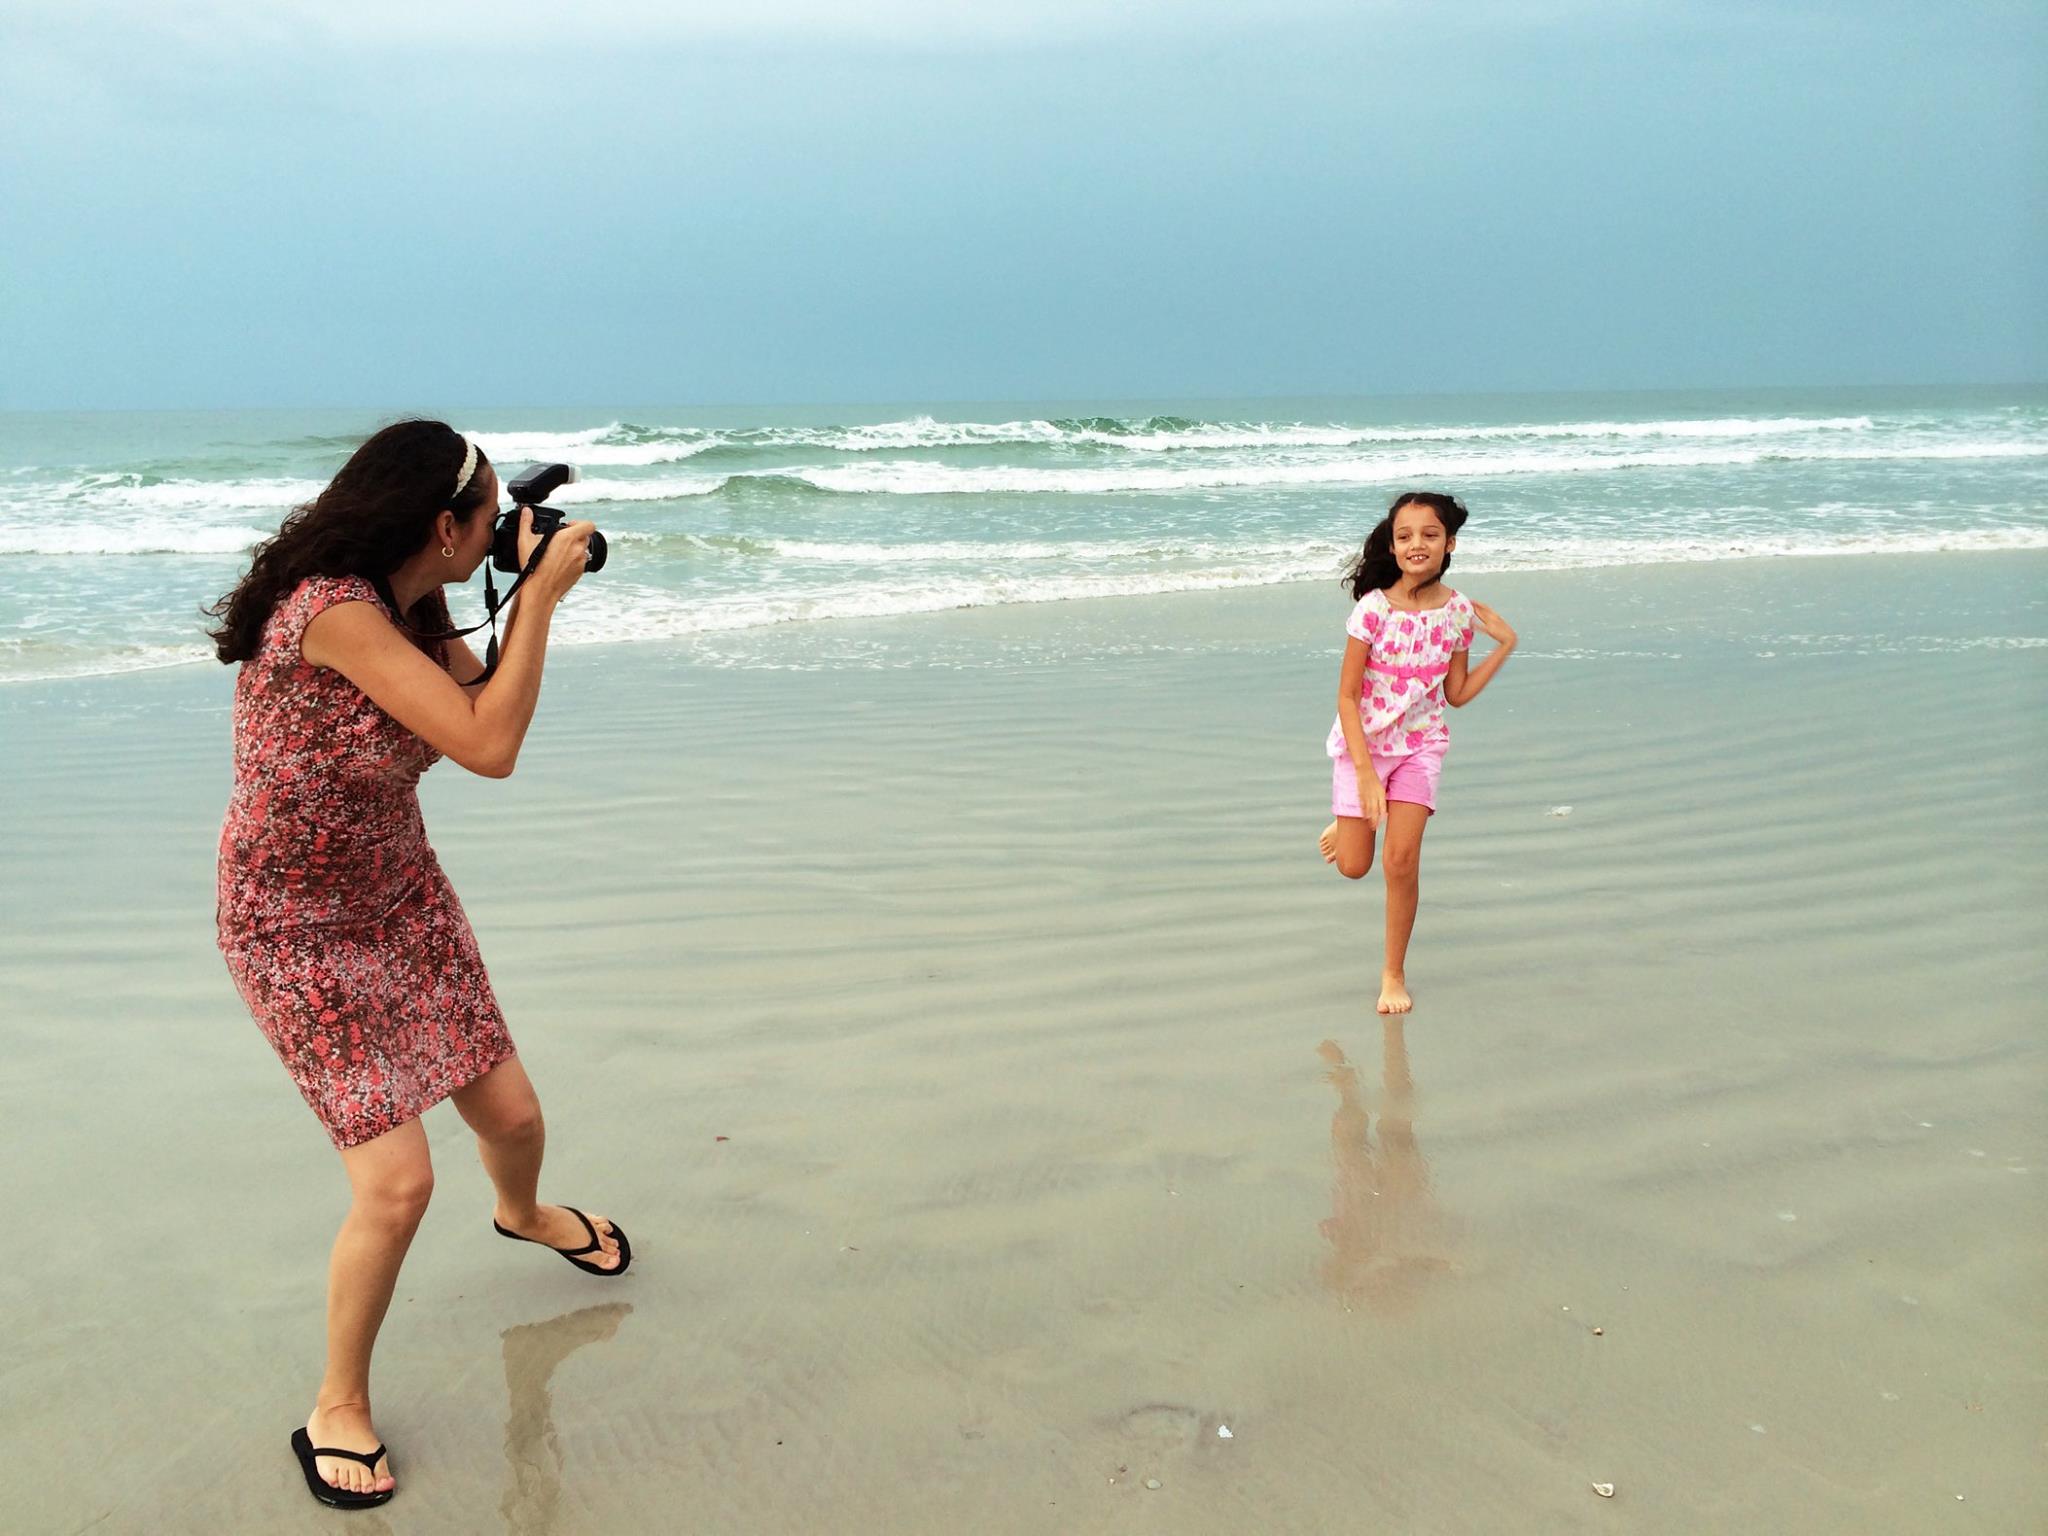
left=2, top=552, right=2043, bottom=1534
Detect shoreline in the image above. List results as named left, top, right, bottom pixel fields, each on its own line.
left=5, top=544, right=2046, bottom=689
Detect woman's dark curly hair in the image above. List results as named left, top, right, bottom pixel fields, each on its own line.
left=207, top=420, right=494, bottom=664
left=1343, top=490, right=1470, bottom=600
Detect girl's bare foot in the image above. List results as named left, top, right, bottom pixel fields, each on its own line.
left=1377, top=972, right=1413, bottom=1015
left=1319, top=820, right=1341, bottom=864
left=495, top=1203, right=625, bottom=1271
left=305, top=1401, right=394, bottom=1496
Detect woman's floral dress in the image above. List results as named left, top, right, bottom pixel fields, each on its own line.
left=218, top=574, right=515, bottom=1149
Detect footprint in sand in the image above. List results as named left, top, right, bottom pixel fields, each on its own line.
left=1108, top=1402, right=1234, bottom=1484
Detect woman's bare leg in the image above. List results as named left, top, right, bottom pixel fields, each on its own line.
left=308, top=1117, right=434, bottom=1496
left=1320, top=816, right=1376, bottom=880
left=1378, top=802, right=1430, bottom=1013
left=451, top=1056, right=621, bottom=1270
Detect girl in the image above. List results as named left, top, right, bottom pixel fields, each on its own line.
left=210, top=421, right=628, bottom=1511
left=1318, top=491, right=1516, bottom=1014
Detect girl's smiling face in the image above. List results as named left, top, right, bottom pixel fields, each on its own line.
left=1391, top=500, right=1455, bottom=581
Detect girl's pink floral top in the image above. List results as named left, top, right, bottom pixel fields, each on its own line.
left=1326, top=587, right=1476, bottom=759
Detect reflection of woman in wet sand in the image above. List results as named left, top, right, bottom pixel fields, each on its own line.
left=1317, top=1026, right=1451, bottom=1308
left=501, top=1303, right=632, bottom=1536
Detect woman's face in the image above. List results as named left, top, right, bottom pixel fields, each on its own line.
left=1391, top=502, right=1454, bottom=580
left=443, top=465, right=501, bottom=582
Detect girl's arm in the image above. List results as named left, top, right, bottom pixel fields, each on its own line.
left=1446, top=600, right=1516, bottom=707
left=302, top=520, right=595, bottom=778
left=1336, top=636, right=1388, bottom=827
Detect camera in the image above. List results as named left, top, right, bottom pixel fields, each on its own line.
left=490, top=462, right=608, bottom=574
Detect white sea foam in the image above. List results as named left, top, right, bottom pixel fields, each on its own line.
left=4, top=398, right=2040, bottom=681
left=1801, top=443, right=2044, bottom=463
left=535, top=526, right=2048, bottom=646
left=549, top=475, right=725, bottom=504
left=467, top=424, right=718, bottom=467
left=472, top=412, right=1884, bottom=457
left=800, top=417, right=1073, bottom=451
left=1043, top=414, right=1882, bottom=450
left=726, top=440, right=2045, bottom=499
left=0, top=639, right=212, bottom=681
left=1761, top=633, right=2048, bottom=654
left=463, top=424, right=631, bottom=453
left=0, top=524, right=273, bottom=556
left=1460, top=525, right=2048, bottom=571
left=547, top=559, right=1350, bottom=644
left=761, top=537, right=1347, bottom=565
left=32, top=475, right=331, bottom=511
left=5, top=526, right=2045, bottom=682
left=720, top=527, right=2048, bottom=577
left=13, top=421, right=2033, bottom=523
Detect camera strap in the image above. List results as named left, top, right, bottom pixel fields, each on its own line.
left=371, top=536, right=550, bottom=687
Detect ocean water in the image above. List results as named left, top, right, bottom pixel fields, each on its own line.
left=0, top=386, right=2041, bottom=681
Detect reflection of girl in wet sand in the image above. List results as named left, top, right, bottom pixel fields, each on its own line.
left=1317, top=1026, right=1451, bottom=1308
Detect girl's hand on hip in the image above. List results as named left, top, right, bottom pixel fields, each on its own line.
left=1358, top=770, right=1387, bottom=830
left=1472, top=600, right=1516, bottom=646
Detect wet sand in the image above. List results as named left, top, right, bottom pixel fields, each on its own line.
left=1, top=553, right=2043, bottom=1533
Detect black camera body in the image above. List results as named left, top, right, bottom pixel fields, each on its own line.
left=490, top=462, right=608, bottom=574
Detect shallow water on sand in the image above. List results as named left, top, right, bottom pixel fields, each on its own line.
left=1, top=554, right=2042, bottom=1533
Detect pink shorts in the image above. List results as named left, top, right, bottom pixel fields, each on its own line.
left=1332, top=739, right=1446, bottom=817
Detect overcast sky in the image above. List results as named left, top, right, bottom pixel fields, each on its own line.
left=1, top=0, right=2040, bottom=410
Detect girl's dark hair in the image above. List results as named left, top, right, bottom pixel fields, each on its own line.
left=207, top=419, right=493, bottom=664
left=1343, top=490, right=1470, bottom=600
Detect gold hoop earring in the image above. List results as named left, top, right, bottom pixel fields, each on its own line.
left=441, top=545, right=454, bottom=558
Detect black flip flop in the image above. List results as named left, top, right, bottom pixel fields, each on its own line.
left=289, top=1426, right=393, bottom=1510
left=493, top=1206, right=632, bottom=1277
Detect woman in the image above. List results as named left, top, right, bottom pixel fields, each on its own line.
left=210, top=420, right=628, bottom=1511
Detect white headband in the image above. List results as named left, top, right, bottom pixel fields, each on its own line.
left=452, top=433, right=479, bottom=498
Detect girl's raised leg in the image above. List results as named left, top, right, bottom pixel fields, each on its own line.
left=1320, top=816, right=1376, bottom=880
left=1377, top=801, right=1430, bottom=1014
left=308, top=1117, right=434, bottom=1496
left=452, top=1056, right=622, bottom=1271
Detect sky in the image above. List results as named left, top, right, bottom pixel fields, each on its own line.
left=0, top=0, right=2041, bottom=410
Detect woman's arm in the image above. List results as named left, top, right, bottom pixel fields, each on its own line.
left=1445, top=601, right=1516, bottom=707
left=1336, top=636, right=1388, bottom=827
left=302, top=521, right=594, bottom=778
left=449, top=633, right=489, bottom=697
left=448, top=587, right=541, bottom=700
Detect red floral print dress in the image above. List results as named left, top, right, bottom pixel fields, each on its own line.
left=218, top=574, right=515, bottom=1149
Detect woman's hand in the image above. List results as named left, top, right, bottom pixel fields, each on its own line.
left=1357, top=770, right=1388, bottom=830
left=1472, top=600, right=1516, bottom=647
left=517, top=510, right=598, bottom=604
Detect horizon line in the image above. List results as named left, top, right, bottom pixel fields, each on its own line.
left=4, top=378, right=2044, bottom=419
